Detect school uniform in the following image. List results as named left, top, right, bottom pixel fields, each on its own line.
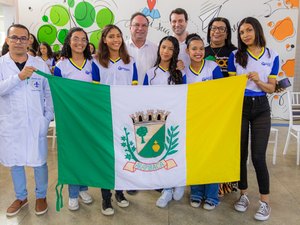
left=92, top=57, right=138, bottom=85
left=185, top=60, right=223, bottom=84
left=143, top=66, right=186, bottom=85
left=228, top=47, right=279, bottom=194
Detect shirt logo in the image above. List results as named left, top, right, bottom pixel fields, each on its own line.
left=118, top=66, right=130, bottom=71
left=30, top=79, right=42, bottom=91
left=261, top=62, right=271, bottom=67
left=202, top=76, right=212, bottom=81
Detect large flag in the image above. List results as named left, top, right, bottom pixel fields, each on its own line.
left=36, top=71, right=246, bottom=210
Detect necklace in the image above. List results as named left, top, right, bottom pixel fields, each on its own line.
left=210, top=46, right=223, bottom=57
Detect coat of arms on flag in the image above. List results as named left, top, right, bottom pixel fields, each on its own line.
left=122, top=110, right=179, bottom=172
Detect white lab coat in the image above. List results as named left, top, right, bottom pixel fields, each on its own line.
left=0, top=53, right=54, bottom=167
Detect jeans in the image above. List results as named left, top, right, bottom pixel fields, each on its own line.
left=68, top=185, right=88, bottom=198
left=11, top=163, right=48, bottom=200
left=239, top=96, right=270, bottom=194
left=190, top=184, right=219, bottom=205
left=101, top=189, right=123, bottom=200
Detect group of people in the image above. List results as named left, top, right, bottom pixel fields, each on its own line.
left=0, top=7, right=279, bottom=222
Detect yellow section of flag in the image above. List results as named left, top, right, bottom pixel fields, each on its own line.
left=186, top=75, right=247, bottom=184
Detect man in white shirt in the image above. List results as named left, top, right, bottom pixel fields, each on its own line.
left=125, top=12, right=158, bottom=85
left=169, top=8, right=190, bottom=67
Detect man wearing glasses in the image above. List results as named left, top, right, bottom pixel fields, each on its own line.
left=0, top=24, right=53, bottom=216
left=125, top=12, right=158, bottom=85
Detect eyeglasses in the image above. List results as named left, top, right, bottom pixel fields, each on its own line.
left=131, top=23, right=149, bottom=29
left=8, top=36, right=29, bottom=43
left=210, top=26, right=227, bottom=33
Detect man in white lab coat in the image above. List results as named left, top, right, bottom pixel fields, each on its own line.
left=0, top=24, right=53, bottom=216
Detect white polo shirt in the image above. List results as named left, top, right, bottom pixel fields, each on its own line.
left=92, top=57, right=138, bottom=85
left=228, top=47, right=279, bottom=96
left=185, top=60, right=223, bottom=84
left=125, top=38, right=157, bottom=85
left=53, top=58, right=95, bottom=82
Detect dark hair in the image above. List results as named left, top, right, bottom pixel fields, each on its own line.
left=37, top=42, right=53, bottom=59
left=185, top=33, right=204, bottom=48
left=53, top=50, right=62, bottom=62
left=235, top=17, right=267, bottom=68
left=169, top=8, right=188, bottom=22
left=89, top=42, right=96, bottom=54
left=151, top=36, right=183, bottom=85
left=7, top=24, right=30, bottom=37
left=207, top=17, right=234, bottom=48
left=29, top=33, right=39, bottom=52
left=1, top=42, right=9, bottom=55
left=130, top=12, right=149, bottom=25
left=27, top=48, right=37, bottom=57
left=61, top=27, right=92, bottom=60
left=97, top=24, right=130, bottom=68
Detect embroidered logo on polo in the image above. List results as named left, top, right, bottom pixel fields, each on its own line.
left=261, top=62, right=272, bottom=67
left=30, top=78, right=42, bottom=91
left=122, top=110, right=179, bottom=173
left=118, top=66, right=130, bottom=71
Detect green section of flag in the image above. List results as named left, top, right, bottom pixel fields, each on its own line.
left=139, top=125, right=165, bottom=158
left=39, top=72, right=115, bottom=189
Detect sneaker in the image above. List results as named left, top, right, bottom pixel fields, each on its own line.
left=156, top=189, right=173, bottom=208
left=254, top=201, right=271, bottom=221
left=203, top=201, right=216, bottom=210
left=115, top=193, right=129, bottom=208
left=6, top=199, right=28, bottom=216
left=35, top=198, right=48, bottom=215
left=126, top=190, right=138, bottom=195
left=79, top=191, right=93, bottom=204
left=68, top=198, right=79, bottom=211
left=234, top=194, right=250, bottom=212
left=101, top=198, right=114, bottom=216
left=173, top=186, right=185, bottom=201
left=190, top=199, right=201, bottom=208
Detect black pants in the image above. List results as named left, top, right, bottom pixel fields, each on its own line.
left=239, top=96, right=270, bottom=195
left=101, top=189, right=123, bottom=200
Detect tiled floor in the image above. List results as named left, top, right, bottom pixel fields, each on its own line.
left=0, top=123, right=300, bottom=225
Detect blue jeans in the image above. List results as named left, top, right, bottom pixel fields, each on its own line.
left=190, top=184, right=219, bottom=205
left=68, top=185, right=88, bottom=198
left=11, top=163, right=48, bottom=200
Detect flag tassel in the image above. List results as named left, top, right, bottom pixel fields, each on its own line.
left=55, top=183, right=64, bottom=211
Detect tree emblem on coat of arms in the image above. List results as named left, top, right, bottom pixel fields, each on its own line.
left=121, top=110, right=179, bottom=172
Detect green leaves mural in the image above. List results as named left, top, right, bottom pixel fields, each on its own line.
left=37, top=0, right=115, bottom=51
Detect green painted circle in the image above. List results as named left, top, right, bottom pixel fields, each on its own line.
left=53, top=44, right=60, bottom=52
left=90, top=30, right=102, bottom=50
left=57, top=29, right=68, bottom=44
left=96, top=8, right=115, bottom=29
left=68, top=0, right=75, bottom=8
left=74, top=2, right=95, bottom=28
left=42, top=15, right=48, bottom=22
left=50, top=5, right=70, bottom=27
left=37, top=25, right=57, bottom=45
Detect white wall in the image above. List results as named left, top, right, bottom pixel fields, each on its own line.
left=0, top=2, right=17, bottom=50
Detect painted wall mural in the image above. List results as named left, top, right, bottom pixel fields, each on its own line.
left=18, top=0, right=299, bottom=119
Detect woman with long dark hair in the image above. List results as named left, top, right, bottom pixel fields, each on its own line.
left=228, top=17, right=279, bottom=221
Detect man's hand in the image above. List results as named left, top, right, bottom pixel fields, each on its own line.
left=18, top=66, right=36, bottom=80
